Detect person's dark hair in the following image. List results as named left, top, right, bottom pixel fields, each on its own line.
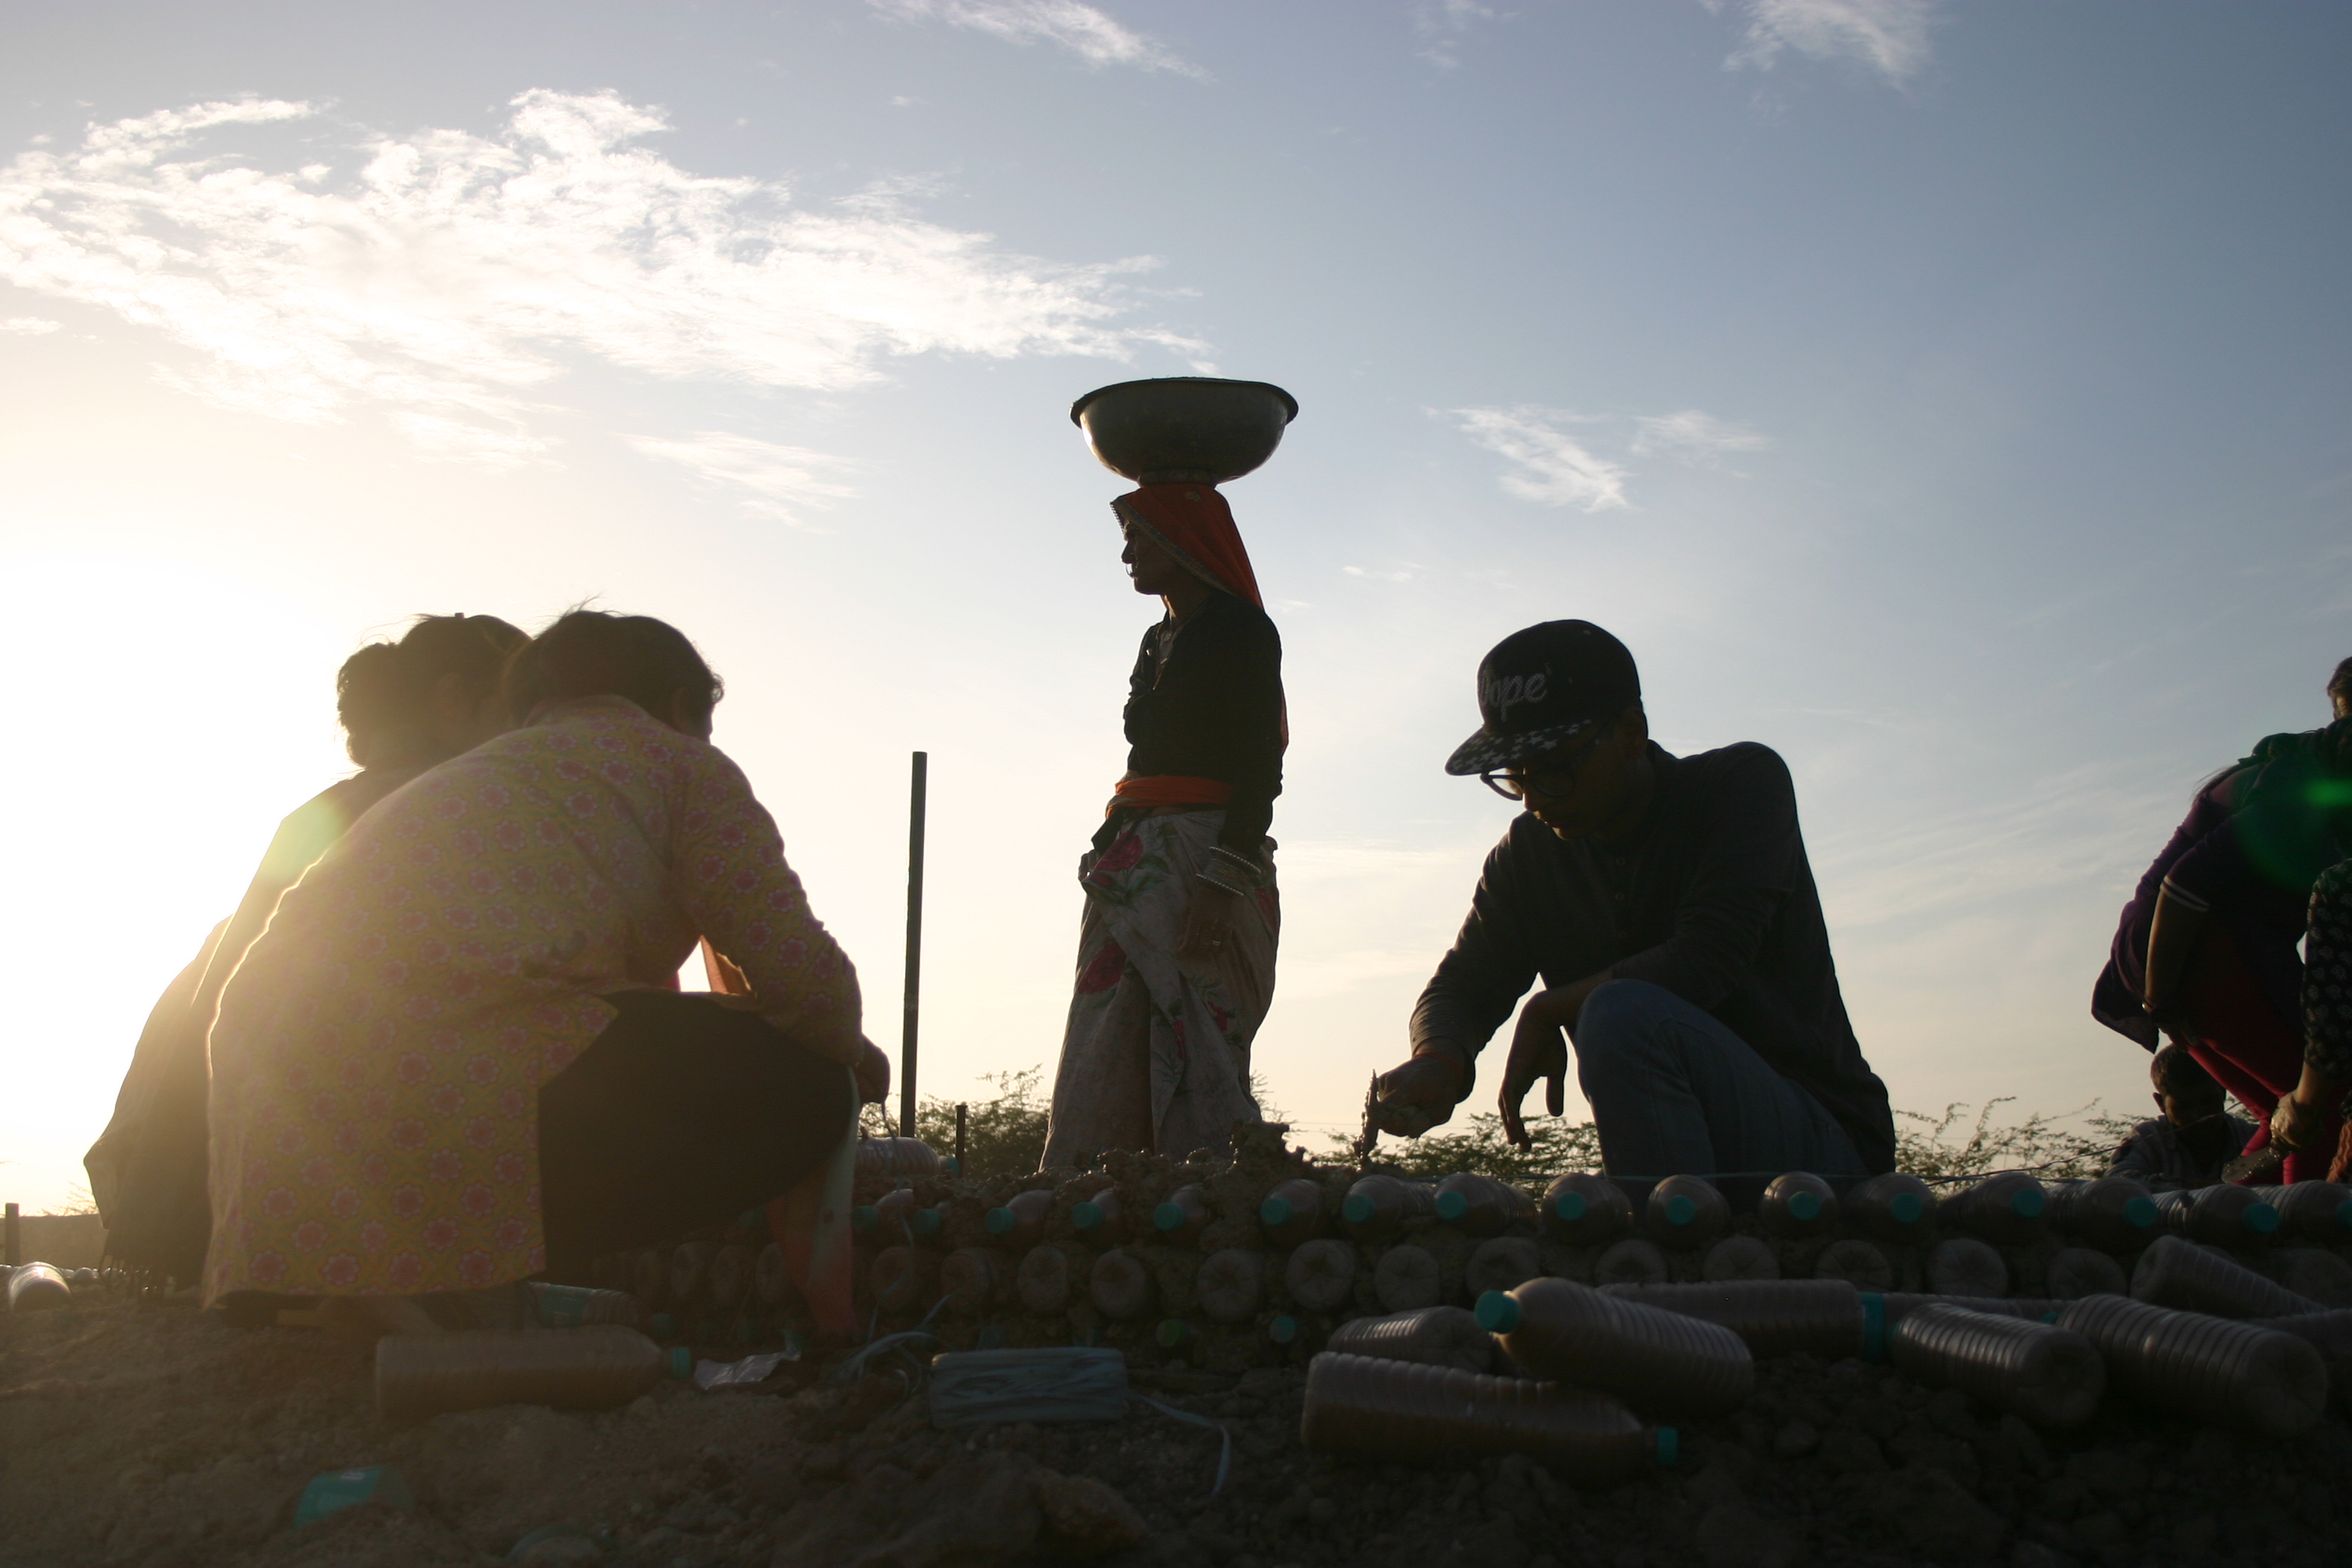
left=2331, top=657, right=2352, bottom=710
left=336, top=613, right=528, bottom=763
left=502, top=610, right=724, bottom=730
left=2149, top=1043, right=2223, bottom=1103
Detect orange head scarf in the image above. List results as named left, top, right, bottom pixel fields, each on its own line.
left=1112, top=484, right=1263, bottom=609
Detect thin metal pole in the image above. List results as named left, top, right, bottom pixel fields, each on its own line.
left=956, top=1102, right=969, bottom=1175
left=900, top=751, right=927, bottom=1138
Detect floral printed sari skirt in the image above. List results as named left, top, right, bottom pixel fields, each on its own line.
left=1043, top=809, right=1276, bottom=1166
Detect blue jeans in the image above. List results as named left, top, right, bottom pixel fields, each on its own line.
left=1574, top=979, right=1864, bottom=1199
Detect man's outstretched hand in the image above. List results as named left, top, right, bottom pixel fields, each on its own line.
left=1498, top=989, right=1577, bottom=1148
left=1369, top=1051, right=1466, bottom=1138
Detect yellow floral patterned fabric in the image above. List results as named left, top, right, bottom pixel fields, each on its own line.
left=204, top=697, right=861, bottom=1302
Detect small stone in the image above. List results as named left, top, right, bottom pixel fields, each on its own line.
left=1818, top=1427, right=1886, bottom=1476
left=1694, top=1504, right=1797, bottom=1568
left=1032, top=1468, right=1148, bottom=1555
left=2009, top=1544, right=2076, bottom=1568
left=2171, top=1515, right=2217, bottom=1556
left=1772, top=1422, right=1819, bottom=1459
left=1997, top=1413, right=2048, bottom=1474
left=632, top=1527, right=684, bottom=1556
left=514, top=1539, right=603, bottom=1567
left=2069, top=1512, right=2125, bottom=1552
left=1306, top=1498, right=1337, bottom=1527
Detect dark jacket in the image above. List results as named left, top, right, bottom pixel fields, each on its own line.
left=1122, top=590, right=1283, bottom=857
left=1411, top=741, right=1896, bottom=1171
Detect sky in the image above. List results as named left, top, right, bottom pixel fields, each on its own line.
left=3, top=1, right=2348, bottom=1213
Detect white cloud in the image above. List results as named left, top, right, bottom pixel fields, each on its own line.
left=1413, top=1, right=1504, bottom=70
left=1449, top=407, right=1631, bottom=512
left=0, top=91, right=1194, bottom=466
left=867, top=0, right=1199, bottom=75
left=625, top=432, right=858, bottom=524
left=1, top=315, right=60, bottom=334
left=1631, top=408, right=1771, bottom=464
left=1725, top=0, right=1936, bottom=86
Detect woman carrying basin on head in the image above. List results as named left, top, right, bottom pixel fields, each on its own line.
left=204, top=610, right=887, bottom=1335
left=1042, top=484, right=1284, bottom=1166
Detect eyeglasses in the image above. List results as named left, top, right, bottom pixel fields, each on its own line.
left=1481, top=730, right=1606, bottom=802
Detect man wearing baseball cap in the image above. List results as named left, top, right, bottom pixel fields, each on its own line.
left=1368, top=620, right=1895, bottom=1190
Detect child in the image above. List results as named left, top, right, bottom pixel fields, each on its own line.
left=2108, top=1044, right=2256, bottom=1191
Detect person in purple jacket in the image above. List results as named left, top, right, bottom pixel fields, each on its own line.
left=1367, top=620, right=1893, bottom=1202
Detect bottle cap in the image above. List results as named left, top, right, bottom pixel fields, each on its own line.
left=1155, top=1318, right=1190, bottom=1348
left=1073, top=1202, right=1106, bottom=1231
left=1787, top=1191, right=1821, bottom=1222
left=1859, top=1293, right=1886, bottom=1362
left=667, top=1346, right=692, bottom=1380
left=984, top=1207, right=1018, bottom=1236
left=1474, top=1291, right=1521, bottom=1334
left=1153, top=1201, right=1187, bottom=1233
left=2124, top=1196, right=2158, bottom=1230
left=1268, top=1315, right=1298, bottom=1344
left=1435, top=1191, right=1469, bottom=1223
left=1550, top=1191, right=1588, bottom=1223
left=1259, top=1197, right=1293, bottom=1227
left=2246, top=1202, right=2280, bottom=1235
left=2336, top=1198, right=2352, bottom=1232
left=1341, top=1194, right=1376, bottom=1226
left=942, top=1156, right=961, bottom=1175
left=1889, top=1192, right=1924, bottom=1225
left=1653, top=1428, right=1678, bottom=1468
left=2009, top=1187, right=2046, bottom=1220
left=1662, top=1194, right=1697, bottom=1227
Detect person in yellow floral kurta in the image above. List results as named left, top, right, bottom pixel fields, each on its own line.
left=205, top=612, right=884, bottom=1328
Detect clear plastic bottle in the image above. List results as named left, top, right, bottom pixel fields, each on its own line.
left=1070, top=1187, right=1127, bottom=1245
left=1925, top=1237, right=2008, bottom=1299
left=2260, top=1308, right=2352, bottom=1413
left=2043, top=1247, right=2128, bottom=1301
left=1940, top=1172, right=2049, bottom=1246
left=854, top=1136, right=942, bottom=1181
left=2057, top=1293, right=2325, bottom=1438
left=984, top=1189, right=1054, bottom=1253
left=1465, top=1237, right=1543, bottom=1298
left=1540, top=1173, right=1632, bottom=1246
left=1642, top=1175, right=1730, bottom=1250
left=1327, top=1305, right=1494, bottom=1374
left=2152, top=1185, right=2281, bottom=1249
left=870, top=1246, right=936, bottom=1315
left=1889, top=1302, right=2104, bottom=1429
left=1436, top=1174, right=1535, bottom=1237
left=2271, top=1181, right=2352, bottom=1244
left=1341, top=1176, right=1436, bottom=1243
left=1285, top=1238, right=1358, bottom=1313
left=2270, top=1247, right=2352, bottom=1308
left=1089, top=1247, right=1158, bottom=1321
left=375, top=1325, right=689, bottom=1423
left=1597, top=1279, right=1864, bottom=1361
left=1152, top=1184, right=1214, bottom=1246
left=1847, top=1172, right=1937, bottom=1243
left=939, top=1247, right=1011, bottom=1315
left=1258, top=1178, right=1329, bottom=1249
left=2046, top=1177, right=2158, bottom=1253
left=1016, top=1242, right=1089, bottom=1315
left=1195, top=1248, right=1267, bottom=1324
left=6, top=1261, right=70, bottom=1312
left=1594, top=1238, right=1670, bottom=1288
left=528, top=1282, right=644, bottom=1329
left=1701, top=1236, right=1779, bottom=1283
left=1476, top=1277, right=1753, bottom=1416
left=875, top=1188, right=942, bottom=1241
left=1300, top=1351, right=1675, bottom=1485
left=755, top=1242, right=792, bottom=1308
left=2130, top=1233, right=2317, bottom=1318
left=1374, top=1244, right=1443, bottom=1313
left=706, top=1246, right=756, bottom=1315
left=1759, top=1172, right=1838, bottom=1240
left=1812, top=1239, right=1894, bottom=1292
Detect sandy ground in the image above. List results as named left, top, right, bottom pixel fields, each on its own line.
left=5, top=1282, right=2350, bottom=1568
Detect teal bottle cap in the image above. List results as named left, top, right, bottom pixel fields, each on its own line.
left=294, top=1465, right=413, bottom=1527
left=911, top=1207, right=943, bottom=1236
left=1259, top=1197, right=1294, bottom=1227
left=1551, top=1191, right=1588, bottom=1222
left=1341, top=1194, right=1375, bottom=1226
left=2011, top=1187, right=2047, bottom=1220
left=1889, top=1192, right=1924, bottom=1224
left=1653, top=1428, right=1678, bottom=1468
left=2337, top=1198, right=2352, bottom=1231
left=1663, top=1194, right=1697, bottom=1227
left=667, top=1346, right=692, bottom=1380
left=1435, top=1191, right=1468, bottom=1222
left=1153, top=1201, right=1187, bottom=1233
left=1787, top=1191, right=1821, bottom=1222
left=535, top=1284, right=592, bottom=1328
left=2246, top=1202, right=2280, bottom=1235
left=1474, top=1291, right=1521, bottom=1334
left=1268, top=1315, right=1298, bottom=1344
left=1859, top=1293, right=1886, bottom=1362
left=851, top=1206, right=880, bottom=1233
left=984, top=1207, right=1017, bottom=1235
left=1155, top=1318, right=1190, bottom=1348
left=942, top=1155, right=961, bottom=1175
left=2124, top=1196, right=2158, bottom=1230
left=1072, top=1201, right=1106, bottom=1230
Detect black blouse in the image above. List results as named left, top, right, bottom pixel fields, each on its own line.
left=1122, top=590, right=1284, bottom=858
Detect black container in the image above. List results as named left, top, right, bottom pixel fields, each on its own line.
left=1072, top=377, right=1299, bottom=486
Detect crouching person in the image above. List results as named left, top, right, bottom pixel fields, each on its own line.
left=2106, top=1044, right=2255, bottom=1190
left=1367, top=621, right=1895, bottom=1200
left=204, top=611, right=887, bottom=1337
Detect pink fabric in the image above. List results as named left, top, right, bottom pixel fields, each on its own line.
left=2182, top=929, right=2335, bottom=1184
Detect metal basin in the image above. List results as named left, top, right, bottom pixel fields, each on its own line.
left=1071, top=376, right=1298, bottom=485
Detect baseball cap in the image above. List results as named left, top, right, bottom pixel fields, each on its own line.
left=1443, top=620, right=1642, bottom=776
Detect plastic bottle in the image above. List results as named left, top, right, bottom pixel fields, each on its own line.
left=1540, top=1173, right=1633, bottom=1246
left=1812, top=1239, right=1894, bottom=1292
left=1195, top=1248, right=1266, bottom=1324
left=1089, top=1248, right=1158, bottom=1321
left=2152, top=1185, right=2281, bottom=1249
left=1267, top=1314, right=1301, bottom=1347
left=2259, top=1308, right=2352, bottom=1413
left=1285, top=1238, right=1358, bottom=1313
left=1940, top=1172, right=2049, bottom=1246
left=1465, top=1237, right=1543, bottom=1298
left=1597, top=1279, right=1864, bottom=1361
left=1070, top=1187, right=1127, bottom=1245
left=1594, top=1238, right=1670, bottom=1289
left=375, top=1325, right=689, bottom=1423
left=1300, top=1352, right=1675, bottom=1485
left=984, top=1189, right=1054, bottom=1253
left=1477, top=1277, right=1753, bottom=1416
left=1328, top=1305, right=1494, bottom=1374
left=1152, top=1184, right=1214, bottom=1246
left=6, top=1261, right=70, bottom=1312
left=706, top=1246, right=756, bottom=1315
left=1341, top=1176, right=1436, bottom=1244
left=1435, top=1174, right=1535, bottom=1237
left=1759, top=1172, right=1838, bottom=1240
left=854, top=1136, right=943, bottom=1181
left=1258, top=1179, right=1329, bottom=1249
left=2046, top=1177, right=2159, bottom=1253
left=1374, top=1244, right=1443, bottom=1313
left=528, top=1282, right=644, bottom=1329
left=1701, top=1236, right=1779, bottom=1283
left=2056, top=1293, right=2326, bottom=1438
left=668, top=1243, right=714, bottom=1307
left=2270, top=1247, right=2352, bottom=1309
left=939, top=1247, right=1011, bottom=1315
left=1847, top=1172, right=1937, bottom=1243
left=870, top=1246, right=936, bottom=1315
left=2043, top=1247, right=2128, bottom=1301
left=875, top=1188, right=942, bottom=1241
left=1642, top=1175, right=1730, bottom=1250
left=2130, top=1233, right=2317, bottom=1318
left=629, top=1249, right=670, bottom=1311
left=1016, top=1242, right=1089, bottom=1315
left=1873, top=1293, right=2063, bottom=1331
left=1888, top=1302, right=2104, bottom=1429
left=754, top=1243, right=792, bottom=1308
left=2270, top=1181, right=2352, bottom=1243
left=1925, top=1237, right=2008, bottom=1299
